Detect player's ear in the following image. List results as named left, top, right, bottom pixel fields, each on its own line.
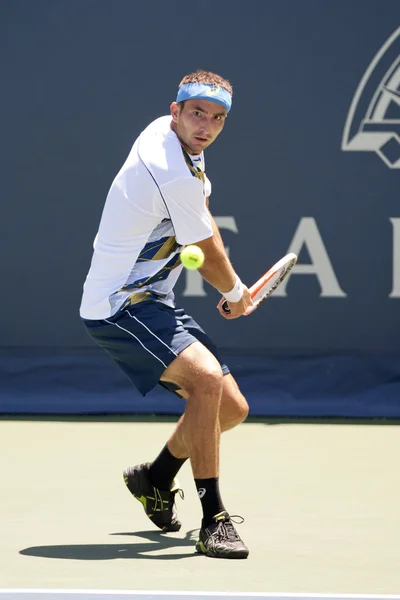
left=170, top=102, right=180, bottom=122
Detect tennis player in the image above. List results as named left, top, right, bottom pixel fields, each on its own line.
left=80, top=70, right=252, bottom=559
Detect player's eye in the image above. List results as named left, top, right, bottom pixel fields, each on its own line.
left=193, top=111, right=202, bottom=117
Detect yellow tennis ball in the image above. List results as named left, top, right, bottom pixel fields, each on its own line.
left=180, top=245, right=204, bottom=270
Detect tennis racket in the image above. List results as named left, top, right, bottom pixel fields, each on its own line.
left=221, top=252, right=297, bottom=315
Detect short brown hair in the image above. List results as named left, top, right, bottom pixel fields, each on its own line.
left=178, top=69, right=233, bottom=96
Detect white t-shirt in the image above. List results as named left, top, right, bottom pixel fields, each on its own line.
left=80, top=116, right=213, bottom=320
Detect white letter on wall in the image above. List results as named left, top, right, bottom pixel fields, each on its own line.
left=274, top=217, right=347, bottom=297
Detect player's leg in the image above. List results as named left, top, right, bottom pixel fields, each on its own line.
left=144, top=308, right=249, bottom=555
left=160, top=340, right=223, bottom=476
left=163, top=373, right=249, bottom=460
left=144, top=373, right=248, bottom=542
left=123, top=339, right=225, bottom=538
left=149, top=309, right=248, bottom=479
left=159, top=346, right=249, bottom=558
left=218, top=373, right=249, bottom=431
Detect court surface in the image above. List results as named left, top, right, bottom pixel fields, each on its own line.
left=1, top=417, right=400, bottom=597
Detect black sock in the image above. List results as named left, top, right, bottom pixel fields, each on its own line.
left=194, top=477, right=225, bottom=528
left=148, top=445, right=187, bottom=491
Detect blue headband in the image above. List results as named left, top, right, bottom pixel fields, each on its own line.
left=176, top=83, right=232, bottom=113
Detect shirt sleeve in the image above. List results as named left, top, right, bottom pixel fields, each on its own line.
left=160, top=177, right=213, bottom=245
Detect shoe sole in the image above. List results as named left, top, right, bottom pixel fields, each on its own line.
left=195, top=540, right=249, bottom=559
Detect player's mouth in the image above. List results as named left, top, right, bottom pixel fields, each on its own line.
left=194, top=136, right=209, bottom=143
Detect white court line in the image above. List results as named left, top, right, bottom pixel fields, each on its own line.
left=1, top=592, right=400, bottom=600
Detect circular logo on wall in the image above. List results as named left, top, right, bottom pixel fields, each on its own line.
left=342, top=27, right=400, bottom=168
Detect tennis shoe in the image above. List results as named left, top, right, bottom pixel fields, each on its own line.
left=123, top=462, right=183, bottom=532
left=195, top=510, right=249, bottom=559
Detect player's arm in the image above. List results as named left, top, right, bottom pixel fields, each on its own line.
left=160, top=181, right=251, bottom=318
left=195, top=208, right=253, bottom=319
left=205, top=201, right=225, bottom=252
left=197, top=200, right=234, bottom=289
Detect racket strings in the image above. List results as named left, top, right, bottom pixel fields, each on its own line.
left=252, top=266, right=288, bottom=306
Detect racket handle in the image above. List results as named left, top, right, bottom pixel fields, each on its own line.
left=221, top=300, right=230, bottom=314
left=222, top=299, right=253, bottom=316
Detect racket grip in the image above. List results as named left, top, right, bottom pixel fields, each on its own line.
left=221, top=300, right=230, bottom=314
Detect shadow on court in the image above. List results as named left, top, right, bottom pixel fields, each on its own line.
left=19, top=529, right=200, bottom=561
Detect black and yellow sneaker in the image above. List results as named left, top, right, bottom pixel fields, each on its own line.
left=123, top=462, right=183, bottom=532
left=195, top=511, right=249, bottom=559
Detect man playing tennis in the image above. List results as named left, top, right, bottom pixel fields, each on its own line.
left=80, top=69, right=253, bottom=559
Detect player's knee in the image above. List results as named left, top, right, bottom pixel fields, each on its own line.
left=188, top=366, right=224, bottom=398
left=233, top=392, right=249, bottom=423
left=199, top=367, right=224, bottom=396
left=240, top=397, right=249, bottom=422
left=219, top=390, right=249, bottom=432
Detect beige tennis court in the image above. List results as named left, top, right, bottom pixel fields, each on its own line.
left=1, top=416, right=400, bottom=596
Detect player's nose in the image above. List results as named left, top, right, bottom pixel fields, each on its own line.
left=199, top=127, right=212, bottom=140
left=199, top=117, right=212, bottom=133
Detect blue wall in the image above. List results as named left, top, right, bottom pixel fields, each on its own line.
left=1, top=0, right=399, bottom=415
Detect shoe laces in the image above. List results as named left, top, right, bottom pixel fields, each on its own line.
left=170, top=487, right=184, bottom=500
left=153, top=485, right=184, bottom=511
left=215, top=514, right=244, bottom=542
left=170, top=480, right=185, bottom=500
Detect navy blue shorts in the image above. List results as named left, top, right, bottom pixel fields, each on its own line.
left=82, top=302, right=229, bottom=396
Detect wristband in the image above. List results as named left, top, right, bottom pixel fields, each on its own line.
left=220, top=276, right=244, bottom=303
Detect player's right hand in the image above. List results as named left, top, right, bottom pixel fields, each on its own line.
left=216, top=286, right=253, bottom=319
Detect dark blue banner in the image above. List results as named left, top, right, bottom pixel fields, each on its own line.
left=1, top=0, right=399, bottom=415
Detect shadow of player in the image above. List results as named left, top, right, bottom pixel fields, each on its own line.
left=19, top=529, right=200, bottom=561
